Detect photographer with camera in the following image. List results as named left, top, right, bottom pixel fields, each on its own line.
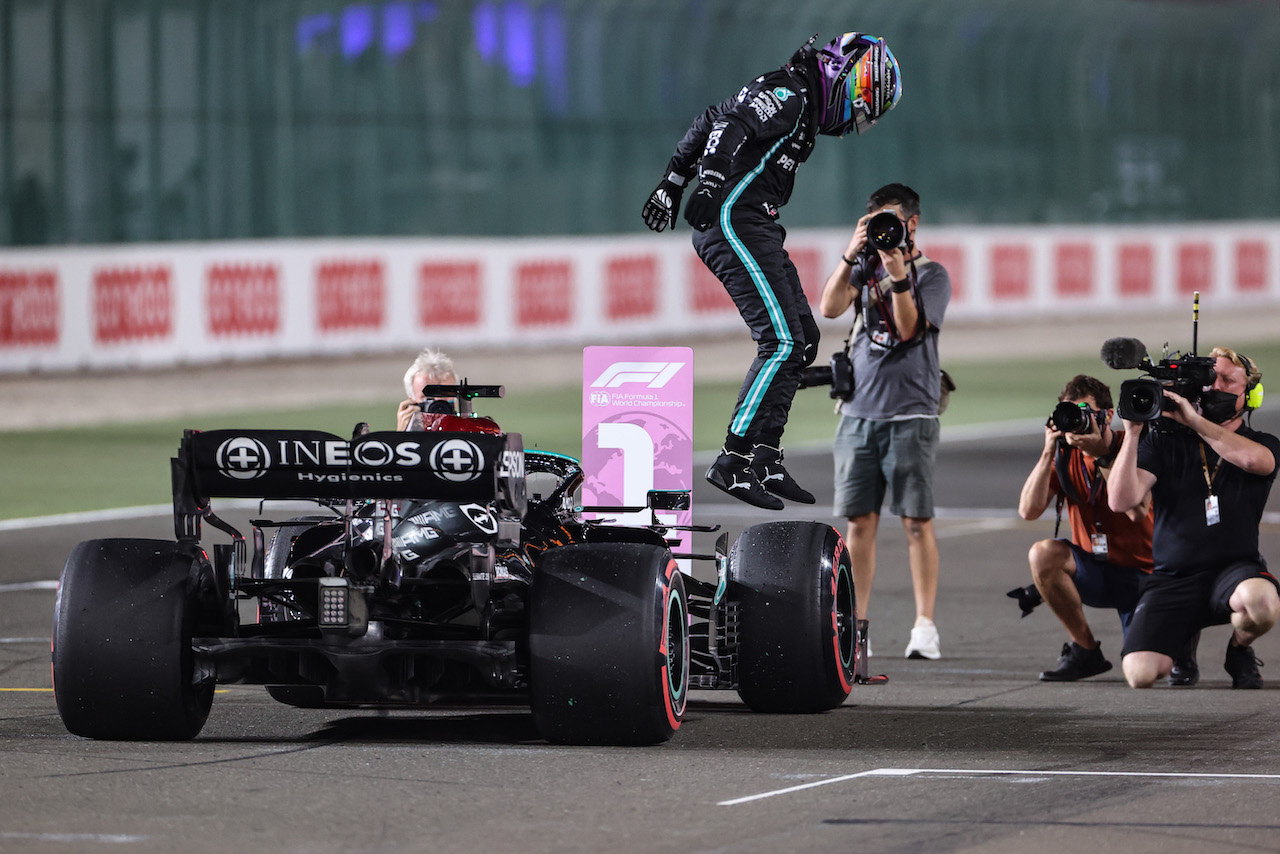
left=1016, top=376, right=1156, bottom=681
left=396, top=347, right=460, bottom=430
left=1108, top=347, right=1280, bottom=689
left=641, top=32, right=902, bottom=510
left=818, top=183, right=951, bottom=659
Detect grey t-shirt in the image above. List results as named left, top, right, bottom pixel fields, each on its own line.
left=838, top=257, right=951, bottom=422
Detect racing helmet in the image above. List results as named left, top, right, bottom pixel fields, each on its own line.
left=813, top=32, right=902, bottom=137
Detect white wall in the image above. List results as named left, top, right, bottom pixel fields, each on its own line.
left=2, top=222, right=1278, bottom=373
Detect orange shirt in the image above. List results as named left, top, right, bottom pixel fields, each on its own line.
left=1049, top=438, right=1154, bottom=571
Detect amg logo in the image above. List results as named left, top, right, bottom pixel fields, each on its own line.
left=590, top=362, right=685, bottom=388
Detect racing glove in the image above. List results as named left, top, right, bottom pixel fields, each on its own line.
left=683, top=173, right=724, bottom=232
left=642, top=172, right=687, bottom=232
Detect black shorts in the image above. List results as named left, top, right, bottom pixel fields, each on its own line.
left=1066, top=542, right=1144, bottom=632
left=1120, top=560, right=1280, bottom=658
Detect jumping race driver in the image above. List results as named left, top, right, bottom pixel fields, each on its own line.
left=641, top=32, right=902, bottom=510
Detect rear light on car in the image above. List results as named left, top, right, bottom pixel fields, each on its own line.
left=318, top=577, right=349, bottom=628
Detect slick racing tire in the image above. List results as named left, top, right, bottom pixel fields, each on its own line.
left=529, top=543, right=689, bottom=746
left=731, top=521, right=855, bottom=713
left=52, top=538, right=218, bottom=740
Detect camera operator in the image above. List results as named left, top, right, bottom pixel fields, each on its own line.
left=819, top=183, right=951, bottom=659
left=641, top=33, right=902, bottom=511
left=396, top=347, right=459, bottom=430
left=1108, top=347, right=1280, bottom=689
left=1016, top=376, right=1157, bottom=681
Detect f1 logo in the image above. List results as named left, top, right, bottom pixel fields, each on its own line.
left=590, top=362, right=685, bottom=389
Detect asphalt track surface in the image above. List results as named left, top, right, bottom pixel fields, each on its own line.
left=4, top=415, right=1280, bottom=854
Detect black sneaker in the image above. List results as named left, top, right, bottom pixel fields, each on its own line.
left=1168, top=630, right=1200, bottom=686
left=750, top=444, right=816, bottom=504
left=1039, top=641, right=1113, bottom=682
left=1225, top=641, right=1264, bottom=689
left=706, top=449, right=784, bottom=511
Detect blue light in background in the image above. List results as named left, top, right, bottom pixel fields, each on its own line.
left=503, top=1, right=536, bottom=87
left=294, top=0, right=564, bottom=87
left=296, top=12, right=334, bottom=54
left=383, top=2, right=414, bottom=56
left=341, top=5, right=376, bottom=60
left=474, top=3, right=500, bottom=63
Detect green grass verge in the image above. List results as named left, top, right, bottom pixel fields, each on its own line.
left=5, top=343, right=1278, bottom=521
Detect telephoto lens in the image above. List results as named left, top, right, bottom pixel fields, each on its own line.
left=1050, top=401, right=1094, bottom=434
left=866, top=210, right=906, bottom=251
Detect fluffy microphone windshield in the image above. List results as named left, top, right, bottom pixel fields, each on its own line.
left=1100, top=337, right=1149, bottom=370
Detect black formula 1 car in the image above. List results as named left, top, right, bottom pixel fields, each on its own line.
left=52, top=383, right=863, bottom=745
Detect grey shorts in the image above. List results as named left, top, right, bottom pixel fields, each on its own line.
left=833, top=415, right=940, bottom=519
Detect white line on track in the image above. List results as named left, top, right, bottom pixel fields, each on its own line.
left=0, top=580, right=58, bottom=592
left=0, top=503, right=173, bottom=531
left=719, top=767, right=1280, bottom=806
left=0, top=498, right=298, bottom=532
left=2, top=832, right=149, bottom=844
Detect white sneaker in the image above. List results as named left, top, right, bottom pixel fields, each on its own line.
left=905, top=617, right=941, bottom=660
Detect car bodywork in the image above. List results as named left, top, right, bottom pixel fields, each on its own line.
left=52, top=385, right=862, bottom=745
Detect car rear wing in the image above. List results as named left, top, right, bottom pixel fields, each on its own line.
left=172, top=428, right=527, bottom=539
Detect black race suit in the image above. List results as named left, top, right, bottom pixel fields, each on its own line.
left=667, top=64, right=821, bottom=449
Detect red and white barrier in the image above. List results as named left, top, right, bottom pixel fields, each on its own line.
left=1, top=223, right=1277, bottom=373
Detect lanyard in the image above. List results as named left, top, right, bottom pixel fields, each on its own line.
left=1198, top=440, right=1222, bottom=496
left=1072, top=448, right=1107, bottom=532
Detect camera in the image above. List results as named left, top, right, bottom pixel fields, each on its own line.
left=1102, top=294, right=1221, bottom=424
left=866, top=210, right=907, bottom=252
left=1050, top=400, right=1104, bottom=435
left=1117, top=357, right=1215, bottom=422
left=798, top=350, right=854, bottom=401
left=417, top=398, right=457, bottom=415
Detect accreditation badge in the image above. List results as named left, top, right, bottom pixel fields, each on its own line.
left=1205, top=495, right=1221, bottom=526
left=1090, top=533, right=1108, bottom=557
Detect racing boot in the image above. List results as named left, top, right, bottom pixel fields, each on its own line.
left=750, top=444, right=816, bottom=504
left=706, top=448, right=784, bottom=511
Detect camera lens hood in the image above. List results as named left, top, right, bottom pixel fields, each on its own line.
left=866, top=210, right=906, bottom=251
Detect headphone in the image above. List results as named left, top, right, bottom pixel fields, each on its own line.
left=1238, top=354, right=1265, bottom=411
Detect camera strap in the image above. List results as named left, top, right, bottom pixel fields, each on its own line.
left=1052, top=441, right=1114, bottom=539
left=861, top=255, right=929, bottom=350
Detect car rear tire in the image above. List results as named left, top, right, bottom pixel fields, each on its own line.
left=529, top=543, right=688, bottom=745
left=52, top=538, right=217, bottom=740
left=731, top=521, right=855, bottom=713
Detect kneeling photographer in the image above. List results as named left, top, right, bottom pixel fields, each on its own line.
left=1108, top=346, right=1280, bottom=689
left=818, top=183, right=951, bottom=660
left=1015, top=376, right=1162, bottom=682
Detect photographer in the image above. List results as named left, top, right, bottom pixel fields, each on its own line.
left=1016, top=376, right=1156, bottom=681
left=396, top=347, right=459, bottom=430
left=1108, top=347, right=1280, bottom=689
left=641, top=32, right=901, bottom=510
left=819, top=183, right=950, bottom=659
